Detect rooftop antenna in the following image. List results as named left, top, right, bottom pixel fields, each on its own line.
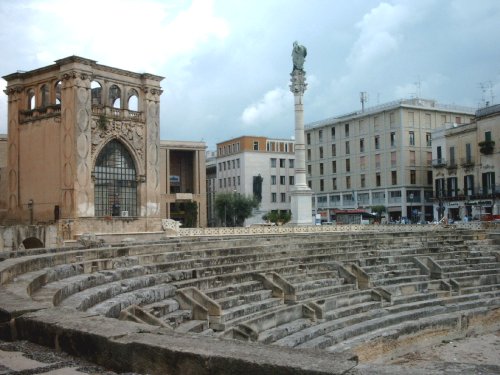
left=478, top=81, right=494, bottom=106
left=414, top=76, right=421, bottom=98
left=360, top=92, right=368, bottom=112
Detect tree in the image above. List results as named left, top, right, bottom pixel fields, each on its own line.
left=370, top=205, right=386, bottom=223
left=215, top=193, right=259, bottom=227
left=183, top=201, right=198, bottom=228
left=262, top=210, right=291, bottom=225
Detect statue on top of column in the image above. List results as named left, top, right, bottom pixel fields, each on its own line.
left=292, top=41, right=307, bottom=72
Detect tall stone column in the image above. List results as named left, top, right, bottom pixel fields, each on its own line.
left=289, top=42, right=312, bottom=225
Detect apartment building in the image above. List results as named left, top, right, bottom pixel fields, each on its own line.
left=215, top=136, right=295, bottom=225
left=305, top=98, right=475, bottom=223
left=432, top=104, right=499, bottom=221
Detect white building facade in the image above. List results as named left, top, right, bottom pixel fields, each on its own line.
left=215, top=136, right=295, bottom=225
left=305, top=98, right=476, bottom=223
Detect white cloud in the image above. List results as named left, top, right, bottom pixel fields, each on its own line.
left=346, top=2, right=414, bottom=69
left=241, top=87, right=291, bottom=125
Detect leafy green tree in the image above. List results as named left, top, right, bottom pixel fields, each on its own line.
left=262, top=210, right=291, bottom=225
left=215, top=193, right=259, bottom=227
left=370, top=205, right=386, bottom=222
left=183, top=201, right=198, bottom=228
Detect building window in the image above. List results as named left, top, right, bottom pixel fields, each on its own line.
left=307, top=133, right=311, bottom=145
left=376, top=173, right=381, bottom=187
left=465, top=143, right=472, bottom=163
left=280, top=176, right=286, bottom=185
left=271, top=158, right=277, bottom=168
left=485, top=131, right=492, bottom=141
left=307, top=149, right=311, bottom=161
left=318, top=130, right=323, bottom=142
left=391, top=171, right=397, bottom=185
left=449, top=146, right=456, bottom=167
left=426, top=132, right=431, bottom=147
left=227, top=161, right=231, bottom=170
left=346, top=158, right=350, bottom=172
left=271, top=193, right=277, bottom=202
left=360, top=156, right=365, bottom=170
left=320, top=179, right=324, bottom=191
left=332, top=178, right=337, bottom=190
left=253, top=141, right=259, bottom=150
left=464, top=175, right=474, bottom=195
left=320, top=163, right=324, bottom=175
left=319, top=146, right=324, bottom=158
left=360, top=174, right=365, bottom=188
left=390, top=132, right=396, bottom=147
left=94, top=139, right=137, bottom=217
left=219, top=179, right=222, bottom=188
left=280, top=193, right=286, bottom=202
left=455, top=116, right=461, bottom=124
left=345, top=141, right=350, bottom=155
left=308, top=181, right=312, bottom=188
left=346, top=176, right=351, bottom=189
left=331, top=144, right=336, bottom=157
left=238, top=176, right=241, bottom=185
left=344, top=123, right=349, bottom=137
left=237, top=159, right=240, bottom=168
left=435, top=178, right=445, bottom=197
left=360, top=138, right=364, bottom=153
left=375, top=135, right=380, bottom=150
left=331, top=127, right=335, bottom=140
left=410, top=170, right=416, bottom=184
left=289, top=176, right=294, bottom=185
left=271, top=175, right=276, bottom=185
left=427, top=171, right=433, bottom=185
left=307, top=164, right=312, bottom=174
left=410, top=150, right=416, bottom=166
left=482, top=172, right=495, bottom=195
left=391, top=151, right=397, bottom=167
left=289, top=159, right=294, bottom=168
left=332, top=160, right=337, bottom=173
left=409, top=131, right=415, bottom=146
left=280, top=158, right=286, bottom=168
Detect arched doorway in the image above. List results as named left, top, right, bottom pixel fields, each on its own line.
left=22, top=237, right=44, bottom=249
left=94, top=140, right=138, bottom=217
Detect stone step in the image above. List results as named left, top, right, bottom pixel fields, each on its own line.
left=164, top=309, right=192, bottom=327
left=204, top=280, right=264, bottom=300
left=144, top=299, right=179, bottom=318
left=258, top=318, right=314, bottom=344
left=368, top=267, right=421, bottom=281
left=295, top=283, right=355, bottom=301
left=324, top=300, right=382, bottom=320
left=371, top=274, right=429, bottom=287
left=285, top=270, right=338, bottom=284
left=217, top=289, right=273, bottom=310
left=293, top=277, right=344, bottom=292
left=361, top=262, right=417, bottom=274
left=445, top=267, right=500, bottom=279
left=217, top=297, right=283, bottom=325
left=175, top=319, right=208, bottom=333
left=316, top=290, right=375, bottom=312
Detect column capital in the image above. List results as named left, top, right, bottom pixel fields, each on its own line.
left=289, top=70, right=307, bottom=95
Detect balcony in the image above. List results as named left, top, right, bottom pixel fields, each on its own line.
left=20, top=104, right=61, bottom=123
left=479, top=140, right=495, bottom=155
left=460, top=157, right=475, bottom=168
left=434, top=185, right=500, bottom=201
left=92, top=105, right=144, bottom=122
left=446, top=160, right=458, bottom=170
left=432, top=158, right=447, bottom=168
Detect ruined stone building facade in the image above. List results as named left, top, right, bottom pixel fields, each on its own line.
left=1, top=56, right=206, bottom=230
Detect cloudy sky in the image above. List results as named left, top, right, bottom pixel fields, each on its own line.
left=1, top=0, right=499, bottom=149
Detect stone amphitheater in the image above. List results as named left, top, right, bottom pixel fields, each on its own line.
left=1, top=224, right=499, bottom=374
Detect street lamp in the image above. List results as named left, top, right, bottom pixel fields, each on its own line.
left=409, top=193, right=414, bottom=224
left=28, top=199, right=34, bottom=225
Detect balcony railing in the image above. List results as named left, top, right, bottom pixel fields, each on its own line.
left=434, top=185, right=499, bottom=200
left=92, top=105, right=144, bottom=122
left=20, top=104, right=61, bottom=123
left=432, top=158, right=447, bottom=168
left=460, top=157, right=475, bottom=168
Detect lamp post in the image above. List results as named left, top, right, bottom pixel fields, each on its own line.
left=409, top=193, right=414, bottom=224
left=28, top=199, right=34, bottom=225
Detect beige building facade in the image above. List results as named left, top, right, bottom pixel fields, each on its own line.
left=305, top=98, right=476, bottom=223
left=1, top=56, right=206, bottom=230
left=432, top=104, right=499, bottom=221
left=215, top=135, right=295, bottom=225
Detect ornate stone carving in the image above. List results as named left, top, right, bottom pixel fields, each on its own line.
left=90, top=117, right=145, bottom=160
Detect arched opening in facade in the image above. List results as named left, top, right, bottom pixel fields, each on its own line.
left=94, top=139, right=138, bottom=217
left=27, top=88, right=35, bottom=110
left=40, top=84, right=49, bottom=107
left=55, top=81, right=62, bottom=104
left=22, top=237, right=44, bottom=249
left=128, top=89, right=139, bottom=111
left=91, top=81, right=102, bottom=105
left=109, top=84, right=121, bottom=109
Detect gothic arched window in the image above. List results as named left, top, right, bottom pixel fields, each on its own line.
left=94, top=140, right=137, bottom=217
